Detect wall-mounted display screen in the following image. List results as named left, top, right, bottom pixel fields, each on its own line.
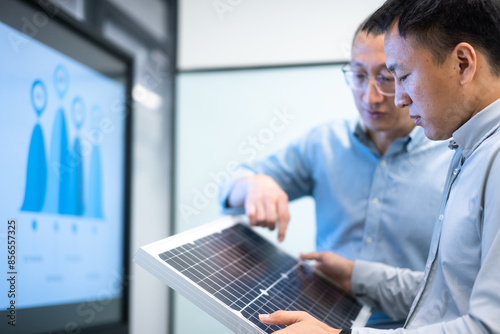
left=0, top=0, right=131, bottom=333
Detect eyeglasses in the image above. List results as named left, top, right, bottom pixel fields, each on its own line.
left=341, top=64, right=396, bottom=97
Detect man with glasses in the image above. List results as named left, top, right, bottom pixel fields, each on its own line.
left=219, top=20, right=453, bottom=328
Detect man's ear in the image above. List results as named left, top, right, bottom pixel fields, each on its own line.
left=454, top=42, right=477, bottom=85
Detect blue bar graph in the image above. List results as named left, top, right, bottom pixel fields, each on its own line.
left=21, top=66, right=104, bottom=219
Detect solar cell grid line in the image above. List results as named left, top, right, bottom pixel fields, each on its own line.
left=135, top=217, right=371, bottom=334
left=204, top=241, right=266, bottom=278
left=233, top=250, right=289, bottom=289
left=189, top=245, right=242, bottom=282
left=293, top=270, right=359, bottom=326
left=220, top=242, right=266, bottom=269
left=195, top=244, right=290, bottom=312
left=194, top=238, right=236, bottom=264
left=213, top=264, right=259, bottom=305
left=177, top=248, right=218, bottom=281
left=174, top=237, right=244, bottom=290
left=180, top=238, right=244, bottom=278
left=190, top=234, right=237, bottom=264
left=269, top=268, right=331, bottom=319
left=180, top=253, right=211, bottom=277
left=209, top=246, right=255, bottom=276
left=239, top=261, right=302, bottom=314
left=241, top=258, right=330, bottom=314
left=282, top=268, right=347, bottom=321
left=200, top=243, right=273, bottom=287
left=195, top=248, right=241, bottom=280
left=174, top=240, right=286, bottom=310
left=214, top=228, right=253, bottom=252
left=241, top=278, right=326, bottom=330
left=228, top=251, right=283, bottom=286
left=200, top=233, right=271, bottom=278
left=260, top=236, right=337, bottom=314
left=235, top=256, right=286, bottom=289
left=319, top=277, right=362, bottom=323
left=164, top=245, right=221, bottom=284
left=204, top=234, right=240, bottom=257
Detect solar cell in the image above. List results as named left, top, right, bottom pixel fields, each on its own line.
left=134, top=216, right=371, bottom=333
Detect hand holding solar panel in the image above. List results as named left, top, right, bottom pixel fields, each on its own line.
left=134, top=216, right=370, bottom=333
left=259, top=311, right=343, bottom=333
left=299, top=252, right=354, bottom=293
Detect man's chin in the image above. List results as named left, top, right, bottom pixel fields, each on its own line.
left=365, top=122, right=399, bottom=134
left=422, top=127, right=452, bottom=141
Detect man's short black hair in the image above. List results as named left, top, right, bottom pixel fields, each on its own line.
left=351, top=18, right=371, bottom=49
left=362, top=0, right=500, bottom=76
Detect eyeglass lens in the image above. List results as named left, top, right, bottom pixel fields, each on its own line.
left=344, top=70, right=395, bottom=96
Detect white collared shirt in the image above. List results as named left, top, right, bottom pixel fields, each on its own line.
left=352, top=98, right=500, bottom=333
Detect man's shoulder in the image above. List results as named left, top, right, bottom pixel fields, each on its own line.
left=469, top=126, right=500, bottom=165
left=305, top=118, right=357, bottom=141
left=480, top=129, right=500, bottom=176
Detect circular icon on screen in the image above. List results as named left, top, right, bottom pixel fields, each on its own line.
left=54, top=64, right=70, bottom=99
left=31, top=80, right=48, bottom=117
left=72, top=97, right=86, bottom=130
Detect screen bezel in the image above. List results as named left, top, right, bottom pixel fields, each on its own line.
left=0, top=0, right=133, bottom=333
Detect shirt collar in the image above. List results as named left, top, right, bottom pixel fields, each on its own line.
left=353, top=119, right=423, bottom=154
left=452, top=98, right=500, bottom=159
left=405, top=125, right=427, bottom=152
left=353, top=120, right=370, bottom=144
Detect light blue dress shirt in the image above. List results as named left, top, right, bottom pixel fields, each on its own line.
left=351, top=99, right=500, bottom=333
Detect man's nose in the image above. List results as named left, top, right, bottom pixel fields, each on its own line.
left=362, top=78, right=384, bottom=104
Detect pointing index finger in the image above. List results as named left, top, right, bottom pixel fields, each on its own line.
left=277, top=197, right=290, bottom=242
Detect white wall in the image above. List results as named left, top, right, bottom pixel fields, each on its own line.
left=179, top=0, right=385, bottom=69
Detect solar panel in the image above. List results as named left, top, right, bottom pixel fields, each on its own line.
left=134, top=216, right=371, bottom=333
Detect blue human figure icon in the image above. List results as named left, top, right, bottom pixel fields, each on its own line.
left=21, top=80, right=48, bottom=212
left=86, top=105, right=104, bottom=218
left=67, top=97, right=86, bottom=215
left=43, top=65, right=72, bottom=214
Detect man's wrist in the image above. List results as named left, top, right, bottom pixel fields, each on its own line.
left=227, top=177, right=250, bottom=208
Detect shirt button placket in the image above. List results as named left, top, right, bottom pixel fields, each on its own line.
left=362, top=160, right=386, bottom=260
